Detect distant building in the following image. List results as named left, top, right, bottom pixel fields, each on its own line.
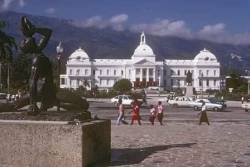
left=60, top=32, right=221, bottom=91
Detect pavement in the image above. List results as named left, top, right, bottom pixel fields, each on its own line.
left=110, top=122, right=250, bottom=167
left=87, top=101, right=250, bottom=166
left=1, top=98, right=249, bottom=166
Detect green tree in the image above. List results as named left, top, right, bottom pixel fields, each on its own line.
left=226, top=71, right=247, bottom=93
left=0, top=21, right=17, bottom=92
left=113, top=79, right=132, bottom=93
left=11, top=53, right=32, bottom=91
left=0, top=21, right=16, bottom=62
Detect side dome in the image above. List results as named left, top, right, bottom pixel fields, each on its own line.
left=133, top=32, right=154, bottom=57
left=193, top=48, right=217, bottom=62
left=69, top=47, right=89, bottom=61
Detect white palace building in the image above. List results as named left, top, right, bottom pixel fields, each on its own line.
left=60, top=32, right=221, bottom=92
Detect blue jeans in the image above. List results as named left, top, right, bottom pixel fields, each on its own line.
left=116, top=112, right=124, bottom=125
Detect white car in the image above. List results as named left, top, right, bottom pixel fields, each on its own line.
left=111, top=95, right=134, bottom=106
left=168, top=96, right=194, bottom=107
left=190, top=99, right=223, bottom=111
left=242, top=102, right=250, bottom=112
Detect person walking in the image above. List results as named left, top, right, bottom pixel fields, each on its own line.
left=149, top=105, right=156, bottom=125
left=241, top=96, right=244, bottom=104
left=116, top=98, right=126, bottom=125
left=130, top=99, right=141, bottom=125
left=198, top=101, right=210, bottom=125
left=157, top=101, right=164, bottom=125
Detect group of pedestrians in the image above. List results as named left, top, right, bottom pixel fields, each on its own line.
left=116, top=98, right=210, bottom=126
left=149, top=101, right=164, bottom=125
left=116, top=99, right=164, bottom=125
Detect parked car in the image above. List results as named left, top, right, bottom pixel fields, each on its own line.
left=242, top=101, right=250, bottom=112
left=208, top=97, right=227, bottom=109
left=0, top=93, right=7, bottom=100
left=190, top=99, right=224, bottom=111
left=111, top=95, right=134, bottom=106
left=168, top=96, right=195, bottom=107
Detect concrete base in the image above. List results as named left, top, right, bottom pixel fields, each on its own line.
left=185, top=86, right=193, bottom=96
left=0, top=119, right=110, bottom=167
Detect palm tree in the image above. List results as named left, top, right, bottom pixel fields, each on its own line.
left=0, top=21, right=17, bottom=92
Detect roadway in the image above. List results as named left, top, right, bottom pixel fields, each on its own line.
left=89, top=100, right=250, bottom=123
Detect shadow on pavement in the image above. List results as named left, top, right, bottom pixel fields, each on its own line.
left=110, top=143, right=196, bottom=166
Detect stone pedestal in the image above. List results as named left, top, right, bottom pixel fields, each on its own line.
left=0, top=119, right=110, bottom=167
left=186, top=85, right=193, bottom=96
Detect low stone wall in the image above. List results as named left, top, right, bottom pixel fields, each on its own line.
left=0, top=119, right=110, bottom=167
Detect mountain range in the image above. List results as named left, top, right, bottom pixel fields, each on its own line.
left=0, top=11, right=250, bottom=74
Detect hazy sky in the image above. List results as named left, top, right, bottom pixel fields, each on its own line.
left=1, top=0, right=250, bottom=44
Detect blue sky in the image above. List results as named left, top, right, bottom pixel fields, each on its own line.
left=1, top=0, right=250, bottom=44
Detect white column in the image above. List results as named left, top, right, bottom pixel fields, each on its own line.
left=140, top=68, right=143, bottom=81
left=146, top=68, right=149, bottom=82
left=153, top=68, right=156, bottom=81
left=158, top=76, right=161, bottom=87
left=133, top=69, right=136, bottom=82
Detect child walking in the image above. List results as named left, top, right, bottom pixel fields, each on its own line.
left=149, top=105, right=156, bottom=125
left=157, top=101, right=164, bottom=125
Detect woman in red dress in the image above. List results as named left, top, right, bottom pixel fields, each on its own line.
left=130, top=99, right=141, bottom=125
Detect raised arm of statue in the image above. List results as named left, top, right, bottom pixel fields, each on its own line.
left=20, top=16, right=52, bottom=53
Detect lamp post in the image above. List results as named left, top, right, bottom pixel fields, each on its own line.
left=158, top=76, right=160, bottom=96
left=0, top=63, right=1, bottom=91
left=248, top=80, right=250, bottom=95
left=245, top=70, right=250, bottom=95
left=199, top=72, right=204, bottom=98
left=56, top=41, right=63, bottom=111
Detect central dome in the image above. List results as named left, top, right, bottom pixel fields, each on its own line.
left=133, top=32, right=154, bottom=57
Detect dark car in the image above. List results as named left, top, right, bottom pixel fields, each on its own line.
left=0, top=93, right=7, bottom=100
left=208, top=97, right=227, bottom=109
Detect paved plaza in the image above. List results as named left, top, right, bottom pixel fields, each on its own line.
left=88, top=100, right=250, bottom=167
left=110, top=122, right=250, bottom=167
left=1, top=99, right=250, bottom=166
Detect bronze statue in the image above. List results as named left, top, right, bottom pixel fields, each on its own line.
left=186, top=71, right=193, bottom=86
left=20, top=16, right=56, bottom=114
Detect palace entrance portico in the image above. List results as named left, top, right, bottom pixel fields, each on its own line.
left=132, top=59, right=158, bottom=88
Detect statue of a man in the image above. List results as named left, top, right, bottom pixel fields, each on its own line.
left=20, top=16, right=56, bottom=114
left=186, top=71, right=193, bottom=86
